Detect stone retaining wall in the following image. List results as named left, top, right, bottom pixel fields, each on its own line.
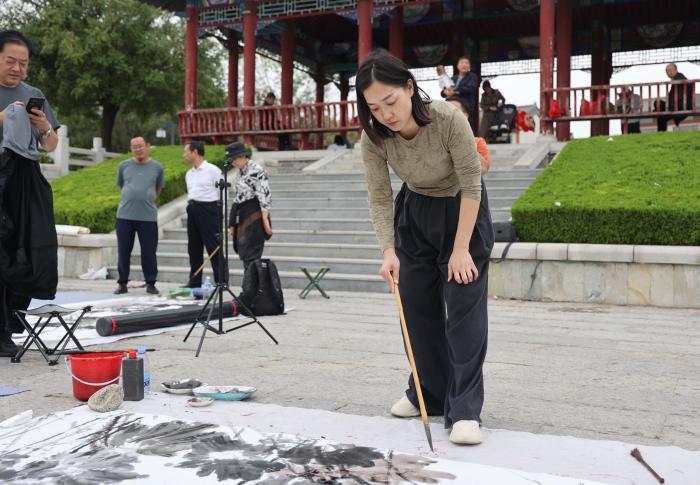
left=488, top=243, right=700, bottom=308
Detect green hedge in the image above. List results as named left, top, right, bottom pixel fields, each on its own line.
left=511, top=132, right=700, bottom=245
left=52, top=145, right=226, bottom=233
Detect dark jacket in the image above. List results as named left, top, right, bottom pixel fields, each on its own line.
left=442, top=72, right=480, bottom=113
left=668, top=72, right=693, bottom=112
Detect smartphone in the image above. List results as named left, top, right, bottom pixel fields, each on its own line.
left=25, top=97, right=45, bottom=114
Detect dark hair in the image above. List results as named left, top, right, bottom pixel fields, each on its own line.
left=445, top=96, right=468, bottom=115
left=0, top=30, right=33, bottom=56
left=333, top=134, right=344, bottom=145
left=482, top=80, right=491, bottom=89
left=188, top=140, right=205, bottom=156
left=356, top=49, right=432, bottom=145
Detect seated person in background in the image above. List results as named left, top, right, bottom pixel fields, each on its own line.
left=616, top=88, right=641, bottom=134
left=479, top=80, right=506, bottom=138
left=327, top=134, right=349, bottom=150
left=436, top=64, right=454, bottom=92
left=446, top=97, right=490, bottom=175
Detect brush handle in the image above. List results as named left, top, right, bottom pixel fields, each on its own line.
left=631, top=448, right=664, bottom=483
left=394, top=286, right=430, bottom=428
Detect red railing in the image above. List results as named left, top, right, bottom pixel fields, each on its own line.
left=178, top=101, right=360, bottom=142
left=542, top=79, right=699, bottom=126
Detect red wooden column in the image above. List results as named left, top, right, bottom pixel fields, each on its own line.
left=242, top=2, right=257, bottom=144
left=556, top=0, right=572, bottom=141
left=315, top=64, right=325, bottom=148
left=281, top=21, right=295, bottom=143
left=358, top=0, right=373, bottom=64
left=539, top=0, right=555, bottom=134
left=243, top=3, right=257, bottom=108
left=184, top=4, right=198, bottom=111
left=389, top=6, right=403, bottom=60
left=281, top=21, right=295, bottom=105
left=227, top=30, right=238, bottom=108
left=340, top=76, right=349, bottom=138
left=591, top=17, right=610, bottom=136
left=539, top=0, right=555, bottom=135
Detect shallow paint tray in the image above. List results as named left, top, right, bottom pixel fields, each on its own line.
left=192, top=385, right=256, bottom=401
left=161, top=379, right=204, bottom=395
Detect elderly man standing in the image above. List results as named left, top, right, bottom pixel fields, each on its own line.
left=657, top=63, right=693, bottom=132
left=114, top=137, right=164, bottom=295
left=183, top=140, right=222, bottom=287
left=0, top=30, right=60, bottom=357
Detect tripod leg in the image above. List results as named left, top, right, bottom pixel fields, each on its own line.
left=225, top=287, right=278, bottom=345
left=184, top=286, right=219, bottom=342
left=195, top=286, right=223, bottom=357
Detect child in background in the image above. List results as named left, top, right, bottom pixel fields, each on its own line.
left=436, top=65, right=455, bottom=92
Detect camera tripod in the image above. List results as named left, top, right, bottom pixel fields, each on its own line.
left=183, top=160, right=278, bottom=357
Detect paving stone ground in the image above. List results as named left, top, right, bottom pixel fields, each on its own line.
left=2, top=278, right=698, bottom=452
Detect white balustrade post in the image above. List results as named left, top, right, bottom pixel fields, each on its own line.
left=51, top=125, right=70, bottom=176
left=92, top=137, right=105, bottom=163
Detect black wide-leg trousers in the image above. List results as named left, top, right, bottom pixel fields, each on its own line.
left=394, top=183, right=494, bottom=428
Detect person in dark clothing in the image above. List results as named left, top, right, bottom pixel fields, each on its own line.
left=440, top=56, right=480, bottom=134
left=114, top=137, right=165, bottom=295
left=227, top=142, right=272, bottom=271
left=478, top=80, right=507, bottom=138
left=0, top=30, right=60, bottom=357
left=657, top=63, right=695, bottom=132
left=262, top=91, right=291, bottom=150
left=183, top=141, right=223, bottom=287
left=358, top=49, right=493, bottom=445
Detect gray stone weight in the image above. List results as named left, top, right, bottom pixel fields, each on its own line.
left=87, top=384, right=124, bottom=413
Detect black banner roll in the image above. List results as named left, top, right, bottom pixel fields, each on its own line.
left=96, top=302, right=238, bottom=336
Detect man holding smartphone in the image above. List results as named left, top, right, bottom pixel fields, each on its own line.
left=0, top=30, right=60, bottom=357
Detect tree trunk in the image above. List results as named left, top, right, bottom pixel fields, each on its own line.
left=100, top=101, right=118, bottom=151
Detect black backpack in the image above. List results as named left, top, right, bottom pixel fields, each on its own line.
left=239, top=259, right=285, bottom=316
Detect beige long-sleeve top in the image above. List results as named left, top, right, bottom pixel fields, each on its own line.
left=361, top=100, right=482, bottom=251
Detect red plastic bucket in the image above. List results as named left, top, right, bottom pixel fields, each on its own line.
left=66, top=352, right=125, bottom=401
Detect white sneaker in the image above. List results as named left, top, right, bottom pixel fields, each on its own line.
left=500, top=123, right=509, bottom=130
left=449, top=420, right=483, bottom=445
left=390, top=396, right=420, bottom=418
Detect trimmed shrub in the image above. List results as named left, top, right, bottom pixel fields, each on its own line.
left=51, top=145, right=226, bottom=233
left=511, top=132, right=700, bottom=245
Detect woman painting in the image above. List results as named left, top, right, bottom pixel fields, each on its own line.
left=357, top=49, right=494, bottom=445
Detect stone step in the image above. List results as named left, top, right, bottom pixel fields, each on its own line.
left=270, top=187, right=528, bottom=199
left=222, top=195, right=518, bottom=211
left=269, top=169, right=541, bottom=181
left=109, top=265, right=387, bottom=293
left=158, top=240, right=381, bottom=259
left=269, top=180, right=534, bottom=191
left=161, top=228, right=380, bottom=245
left=149, top=252, right=382, bottom=276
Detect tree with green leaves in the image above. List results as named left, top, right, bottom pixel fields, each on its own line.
left=2, top=0, right=226, bottom=151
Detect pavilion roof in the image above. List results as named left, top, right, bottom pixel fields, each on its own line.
left=148, top=0, right=700, bottom=75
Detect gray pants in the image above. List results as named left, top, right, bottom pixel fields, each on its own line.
left=394, top=183, right=494, bottom=427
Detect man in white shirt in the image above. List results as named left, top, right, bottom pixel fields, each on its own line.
left=183, top=141, right=223, bottom=287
